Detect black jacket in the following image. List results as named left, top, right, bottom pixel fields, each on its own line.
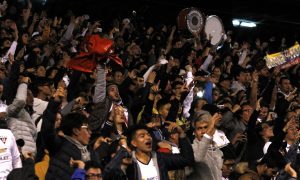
left=41, top=99, right=108, bottom=180
left=104, top=136, right=194, bottom=180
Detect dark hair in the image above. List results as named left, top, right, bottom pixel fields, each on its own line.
left=84, top=160, right=103, bottom=171
left=279, top=76, right=289, bottom=85
left=126, top=124, right=149, bottom=147
left=156, top=98, right=170, bottom=111
left=171, top=81, right=184, bottom=90
left=60, top=112, right=88, bottom=136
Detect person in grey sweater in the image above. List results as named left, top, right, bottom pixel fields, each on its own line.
left=188, top=112, right=224, bottom=180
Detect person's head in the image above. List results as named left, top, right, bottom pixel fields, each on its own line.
left=36, top=78, right=53, bottom=98
left=172, top=81, right=183, bottom=96
left=285, top=123, right=299, bottom=143
left=113, top=70, right=124, bottom=85
left=106, top=82, right=120, bottom=102
left=193, top=98, right=208, bottom=112
left=60, top=113, right=91, bottom=145
left=279, top=77, right=291, bottom=93
left=212, top=66, right=222, bottom=77
left=285, top=111, right=298, bottom=122
left=259, top=66, right=270, bottom=77
left=21, top=33, right=29, bottom=45
left=36, top=65, right=46, bottom=77
left=84, top=160, right=103, bottom=180
left=127, top=125, right=152, bottom=153
left=156, top=98, right=171, bottom=119
left=219, top=75, right=231, bottom=91
left=257, top=151, right=285, bottom=178
left=257, top=122, right=274, bottom=141
left=55, top=113, right=62, bottom=129
left=221, top=146, right=236, bottom=178
left=193, top=112, right=211, bottom=141
left=259, top=102, right=269, bottom=120
left=212, top=88, right=221, bottom=103
left=234, top=68, right=247, bottom=84
left=239, top=103, right=253, bottom=124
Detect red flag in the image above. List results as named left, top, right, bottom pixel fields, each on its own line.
left=68, top=35, right=123, bottom=73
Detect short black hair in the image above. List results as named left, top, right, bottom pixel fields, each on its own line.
left=60, top=112, right=88, bottom=136
left=126, top=124, right=149, bottom=147
left=156, top=98, right=170, bottom=111
left=84, top=160, right=103, bottom=171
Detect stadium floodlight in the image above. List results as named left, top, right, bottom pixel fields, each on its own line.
left=232, top=19, right=257, bottom=28
left=232, top=19, right=240, bottom=27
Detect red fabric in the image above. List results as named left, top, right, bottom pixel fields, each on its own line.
left=157, top=148, right=171, bottom=154
left=68, top=35, right=122, bottom=73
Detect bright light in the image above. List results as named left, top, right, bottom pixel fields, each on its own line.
left=232, top=19, right=257, bottom=28
left=232, top=20, right=240, bottom=26
left=240, top=22, right=256, bottom=28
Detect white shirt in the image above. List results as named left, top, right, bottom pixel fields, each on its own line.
left=137, top=158, right=159, bottom=180
left=213, top=129, right=230, bottom=148
left=0, top=129, right=22, bottom=180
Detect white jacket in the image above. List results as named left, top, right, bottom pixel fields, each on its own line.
left=0, top=129, right=22, bottom=180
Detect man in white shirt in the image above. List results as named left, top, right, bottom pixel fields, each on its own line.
left=126, top=124, right=194, bottom=180
left=0, top=120, right=22, bottom=180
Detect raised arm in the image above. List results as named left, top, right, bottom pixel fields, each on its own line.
left=93, top=64, right=106, bottom=103
left=6, top=77, right=29, bottom=117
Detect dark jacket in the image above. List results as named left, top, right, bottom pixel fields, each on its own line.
left=41, top=99, right=108, bottom=180
left=7, top=158, right=38, bottom=180
left=127, top=136, right=194, bottom=180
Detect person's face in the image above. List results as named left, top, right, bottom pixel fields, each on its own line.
left=114, top=106, right=126, bottom=124
left=212, top=90, right=220, bottom=102
left=135, top=77, right=144, bottom=89
left=76, top=124, right=91, bottom=145
left=39, top=84, right=52, bottom=96
left=260, top=123, right=274, bottom=139
left=174, top=41, right=182, bottom=49
left=0, top=84, right=3, bottom=95
left=245, top=73, right=251, bottom=83
left=22, top=33, right=29, bottom=45
left=287, top=111, right=298, bottom=122
left=280, top=79, right=291, bottom=93
left=286, top=119, right=299, bottom=141
left=237, top=72, right=247, bottom=84
left=115, top=38, right=125, bottom=49
left=131, top=129, right=152, bottom=153
left=55, top=113, right=62, bottom=129
left=86, top=167, right=102, bottom=180
left=220, top=80, right=231, bottom=91
left=158, top=103, right=171, bottom=119
left=222, top=159, right=235, bottom=178
left=259, top=107, right=269, bottom=120
left=37, top=66, right=46, bottom=77
left=107, top=85, right=120, bottom=101
left=195, top=99, right=207, bottom=111
left=194, top=121, right=208, bottom=141
left=260, top=67, right=270, bottom=77
left=213, top=67, right=221, bottom=77
left=241, top=105, right=253, bottom=123
left=113, top=71, right=124, bottom=85
left=174, top=84, right=183, bottom=96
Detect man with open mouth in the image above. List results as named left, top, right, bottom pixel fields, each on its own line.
left=126, top=123, right=194, bottom=180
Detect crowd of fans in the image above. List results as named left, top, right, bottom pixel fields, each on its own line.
left=1, top=0, right=300, bottom=180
